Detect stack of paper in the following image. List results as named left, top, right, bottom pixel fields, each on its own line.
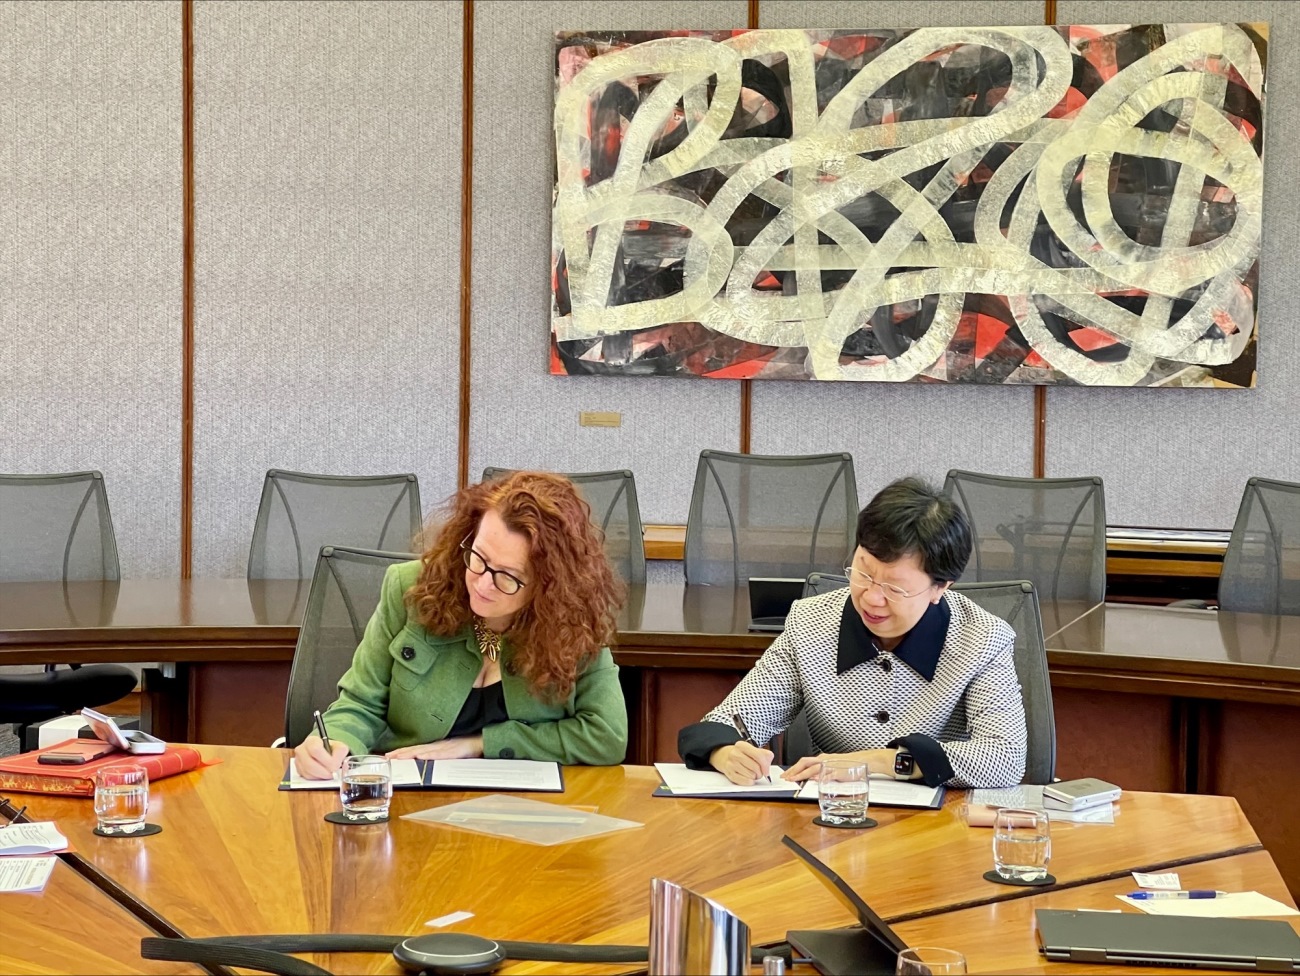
left=1117, top=892, right=1300, bottom=918
left=0, top=822, right=66, bottom=894
left=0, top=821, right=67, bottom=855
left=0, top=857, right=56, bottom=892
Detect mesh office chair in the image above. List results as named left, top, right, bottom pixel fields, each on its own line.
left=481, top=468, right=646, bottom=584
left=247, top=470, right=422, bottom=579
left=283, top=545, right=416, bottom=746
left=944, top=470, right=1106, bottom=604
left=1217, top=477, right=1300, bottom=616
left=952, top=579, right=1056, bottom=785
left=0, top=472, right=137, bottom=743
left=685, top=451, right=858, bottom=586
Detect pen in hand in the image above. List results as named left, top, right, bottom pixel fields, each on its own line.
left=312, top=709, right=333, bottom=755
left=731, top=713, right=771, bottom=784
left=1126, top=890, right=1227, bottom=900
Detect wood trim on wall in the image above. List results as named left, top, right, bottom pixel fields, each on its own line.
left=180, top=0, right=195, bottom=579
left=457, top=0, right=474, bottom=490
left=1034, top=386, right=1046, bottom=477
left=1033, top=0, right=1056, bottom=478
left=739, top=0, right=758, bottom=454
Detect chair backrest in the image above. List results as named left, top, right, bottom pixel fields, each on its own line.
left=944, top=470, right=1106, bottom=604
left=283, top=545, right=417, bottom=745
left=248, top=470, right=422, bottom=579
left=1218, top=477, right=1300, bottom=615
left=685, top=451, right=858, bottom=586
left=803, top=572, right=849, bottom=598
left=952, top=579, right=1056, bottom=785
left=0, top=471, right=120, bottom=581
left=481, top=467, right=646, bottom=584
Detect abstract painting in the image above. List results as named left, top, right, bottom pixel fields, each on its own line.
left=551, top=25, right=1265, bottom=386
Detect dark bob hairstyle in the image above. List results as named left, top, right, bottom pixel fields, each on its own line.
left=855, top=477, right=972, bottom=584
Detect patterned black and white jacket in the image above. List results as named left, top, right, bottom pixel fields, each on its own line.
left=678, top=588, right=1027, bottom=788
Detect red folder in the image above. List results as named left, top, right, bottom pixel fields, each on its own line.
left=0, top=739, right=205, bottom=797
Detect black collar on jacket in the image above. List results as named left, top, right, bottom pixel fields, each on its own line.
left=836, top=591, right=951, bottom=681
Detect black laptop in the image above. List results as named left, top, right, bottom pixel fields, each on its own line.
left=781, top=835, right=908, bottom=976
left=748, top=578, right=804, bottom=632
left=1036, top=909, right=1300, bottom=971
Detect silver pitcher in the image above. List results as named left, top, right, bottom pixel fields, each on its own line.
left=648, top=877, right=751, bottom=975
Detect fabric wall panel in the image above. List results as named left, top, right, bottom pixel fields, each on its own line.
left=192, top=0, right=463, bottom=576
left=0, top=1, right=182, bottom=577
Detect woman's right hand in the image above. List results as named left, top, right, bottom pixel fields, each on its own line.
left=709, top=741, right=774, bottom=786
left=292, top=734, right=350, bottom=780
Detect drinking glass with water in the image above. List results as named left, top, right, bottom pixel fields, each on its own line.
left=895, top=947, right=967, bottom=975
left=818, top=760, right=869, bottom=825
left=340, top=755, right=393, bottom=821
left=993, top=807, right=1051, bottom=881
left=94, top=764, right=149, bottom=834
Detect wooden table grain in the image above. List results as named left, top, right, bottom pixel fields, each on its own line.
left=10, top=746, right=1277, bottom=975
left=1, top=857, right=198, bottom=975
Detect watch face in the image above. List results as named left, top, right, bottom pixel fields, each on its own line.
left=894, top=752, right=914, bottom=776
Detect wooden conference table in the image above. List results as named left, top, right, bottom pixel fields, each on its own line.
left=4, top=580, right=1299, bottom=892
left=4, top=745, right=1296, bottom=975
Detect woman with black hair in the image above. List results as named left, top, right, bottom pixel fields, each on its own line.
left=678, top=477, right=1027, bottom=789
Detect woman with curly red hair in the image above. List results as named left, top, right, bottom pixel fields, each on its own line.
left=293, top=471, right=628, bottom=778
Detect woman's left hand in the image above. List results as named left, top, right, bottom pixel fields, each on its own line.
left=782, top=748, right=898, bottom=782
left=386, top=735, right=485, bottom=761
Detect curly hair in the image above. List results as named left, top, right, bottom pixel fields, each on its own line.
left=406, top=471, right=625, bottom=702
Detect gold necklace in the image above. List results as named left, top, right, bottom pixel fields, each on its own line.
left=472, top=618, right=502, bottom=663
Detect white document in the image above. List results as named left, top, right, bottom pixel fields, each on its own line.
left=1118, top=892, right=1300, bottom=918
left=429, top=759, right=562, bottom=792
left=1133, top=871, right=1181, bottom=889
left=0, top=822, right=68, bottom=856
left=795, top=775, right=943, bottom=809
left=283, top=758, right=423, bottom=789
left=654, top=762, right=800, bottom=795
left=0, top=856, right=56, bottom=892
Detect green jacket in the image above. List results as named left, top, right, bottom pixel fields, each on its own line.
left=322, top=561, right=627, bottom=765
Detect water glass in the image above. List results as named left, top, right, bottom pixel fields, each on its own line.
left=896, top=947, right=967, bottom=974
left=818, top=760, right=869, bottom=825
left=340, top=755, right=393, bottom=820
left=992, top=807, right=1051, bottom=881
left=93, top=764, right=149, bottom=834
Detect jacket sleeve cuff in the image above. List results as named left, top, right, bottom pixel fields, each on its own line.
left=678, top=721, right=742, bottom=769
left=888, top=733, right=955, bottom=788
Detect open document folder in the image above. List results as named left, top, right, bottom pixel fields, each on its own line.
left=279, top=758, right=564, bottom=793
left=652, top=763, right=944, bottom=809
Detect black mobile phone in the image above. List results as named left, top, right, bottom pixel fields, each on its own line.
left=37, top=752, right=91, bottom=765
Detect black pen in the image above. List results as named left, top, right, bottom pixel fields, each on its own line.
left=313, top=709, right=333, bottom=753
left=731, top=713, right=771, bottom=784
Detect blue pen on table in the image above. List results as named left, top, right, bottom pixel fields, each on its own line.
left=313, top=709, right=333, bottom=753
left=1126, top=890, right=1228, bottom=900
left=731, top=713, right=771, bottom=784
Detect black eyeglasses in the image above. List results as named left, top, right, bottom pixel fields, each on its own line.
left=459, top=533, right=526, bottom=595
